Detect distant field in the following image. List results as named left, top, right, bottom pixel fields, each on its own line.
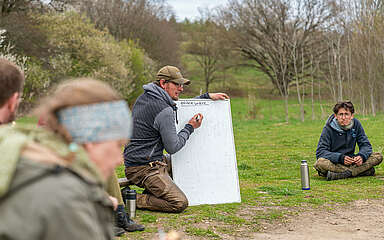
left=117, top=98, right=384, bottom=239
left=181, top=55, right=271, bottom=98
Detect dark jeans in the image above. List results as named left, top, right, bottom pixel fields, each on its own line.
left=125, top=160, right=188, bottom=213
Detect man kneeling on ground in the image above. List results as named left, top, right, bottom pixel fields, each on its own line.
left=314, top=101, right=382, bottom=181
left=124, top=65, right=229, bottom=213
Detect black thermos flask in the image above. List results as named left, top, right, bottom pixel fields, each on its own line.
left=123, top=189, right=136, bottom=218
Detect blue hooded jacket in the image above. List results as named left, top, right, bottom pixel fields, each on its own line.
left=316, top=115, right=372, bottom=164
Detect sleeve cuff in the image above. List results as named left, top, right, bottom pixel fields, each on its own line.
left=200, top=92, right=210, bottom=99
left=357, top=153, right=367, bottom=162
left=185, top=124, right=194, bottom=134
left=339, top=154, right=345, bottom=164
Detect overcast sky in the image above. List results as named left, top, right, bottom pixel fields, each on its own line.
left=167, top=0, right=228, bottom=21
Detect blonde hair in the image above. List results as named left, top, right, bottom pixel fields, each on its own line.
left=33, top=78, right=121, bottom=142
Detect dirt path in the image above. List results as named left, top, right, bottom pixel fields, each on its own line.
left=251, top=199, right=384, bottom=240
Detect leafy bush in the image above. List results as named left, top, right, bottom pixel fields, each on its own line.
left=31, top=11, right=152, bottom=103
left=23, top=59, right=51, bottom=102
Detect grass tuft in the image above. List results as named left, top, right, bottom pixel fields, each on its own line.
left=185, top=227, right=220, bottom=238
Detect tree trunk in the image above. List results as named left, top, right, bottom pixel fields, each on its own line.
left=284, top=94, right=289, bottom=123
left=360, top=88, right=366, bottom=116
left=370, top=84, right=376, bottom=116
left=205, top=76, right=209, bottom=93
left=293, top=47, right=304, bottom=122
left=311, top=73, right=315, bottom=120
left=317, top=61, right=326, bottom=119
left=327, top=49, right=337, bottom=102
left=296, top=78, right=305, bottom=122
left=337, top=37, right=343, bottom=101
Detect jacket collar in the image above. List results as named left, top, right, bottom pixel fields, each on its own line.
left=143, top=83, right=176, bottom=108
left=326, top=115, right=355, bottom=133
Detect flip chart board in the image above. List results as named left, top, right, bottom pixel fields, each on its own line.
left=171, top=99, right=241, bottom=206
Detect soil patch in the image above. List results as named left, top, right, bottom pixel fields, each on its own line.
left=251, top=199, right=384, bottom=240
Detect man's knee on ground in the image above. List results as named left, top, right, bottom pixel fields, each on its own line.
left=370, top=152, right=383, bottom=165
left=314, top=158, right=328, bottom=170
left=170, top=196, right=188, bottom=213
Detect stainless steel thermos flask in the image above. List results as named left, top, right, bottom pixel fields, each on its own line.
left=124, top=189, right=137, bottom=218
left=300, top=160, right=310, bottom=190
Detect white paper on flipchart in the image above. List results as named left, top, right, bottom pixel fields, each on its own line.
left=171, top=99, right=241, bottom=206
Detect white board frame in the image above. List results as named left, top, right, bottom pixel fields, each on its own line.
left=171, top=99, right=241, bottom=206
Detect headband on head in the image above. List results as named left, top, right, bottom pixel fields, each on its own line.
left=57, top=100, right=132, bottom=143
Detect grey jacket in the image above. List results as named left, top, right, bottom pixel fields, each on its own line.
left=124, top=83, right=209, bottom=166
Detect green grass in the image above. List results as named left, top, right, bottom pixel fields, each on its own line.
left=185, top=227, right=220, bottom=238
left=15, top=116, right=38, bottom=124
left=117, top=97, right=384, bottom=239
left=15, top=97, right=384, bottom=239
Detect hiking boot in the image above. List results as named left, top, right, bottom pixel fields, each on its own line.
left=116, top=205, right=145, bottom=232
left=326, top=170, right=352, bottom=181
left=114, top=226, right=125, bottom=237
left=358, top=167, right=375, bottom=177
left=317, top=170, right=327, bottom=177
left=124, top=217, right=145, bottom=232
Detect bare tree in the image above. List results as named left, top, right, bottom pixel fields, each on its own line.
left=290, top=34, right=305, bottom=122
left=320, top=32, right=343, bottom=103
left=79, top=0, right=180, bottom=67
left=310, top=54, right=316, bottom=120
left=219, top=0, right=338, bottom=122
left=349, top=0, right=384, bottom=116
left=185, top=9, right=230, bottom=92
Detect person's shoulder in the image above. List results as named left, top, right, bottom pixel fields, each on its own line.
left=5, top=164, right=94, bottom=216
left=1, top=160, right=107, bottom=236
left=353, top=118, right=364, bottom=128
left=320, top=125, right=332, bottom=138
left=321, top=120, right=332, bottom=132
left=154, top=106, right=174, bottom=123
left=35, top=168, right=92, bottom=202
left=353, top=117, right=362, bottom=123
left=137, top=91, right=170, bottom=108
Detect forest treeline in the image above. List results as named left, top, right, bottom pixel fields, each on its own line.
left=1, top=0, right=384, bottom=120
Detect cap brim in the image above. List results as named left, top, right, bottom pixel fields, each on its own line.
left=172, top=78, right=191, bottom=85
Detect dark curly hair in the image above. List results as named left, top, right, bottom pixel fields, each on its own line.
left=333, top=101, right=354, bottom=114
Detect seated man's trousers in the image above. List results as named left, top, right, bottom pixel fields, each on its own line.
left=314, top=152, right=383, bottom=177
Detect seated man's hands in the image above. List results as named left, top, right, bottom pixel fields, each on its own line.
left=208, top=93, right=229, bottom=100
left=344, top=155, right=363, bottom=166
left=344, top=156, right=355, bottom=165
left=188, top=113, right=203, bottom=129
left=353, top=155, right=363, bottom=166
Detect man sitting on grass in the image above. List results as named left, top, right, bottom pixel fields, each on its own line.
left=314, top=101, right=382, bottom=181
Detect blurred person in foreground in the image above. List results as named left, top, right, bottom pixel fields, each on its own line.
left=37, top=119, right=144, bottom=235
left=0, top=76, right=135, bottom=239
left=314, top=101, right=382, bottom=181
left=124, top=65, right=229, bottom=213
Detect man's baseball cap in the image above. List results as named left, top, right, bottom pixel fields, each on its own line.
left=156, top=66, right=191, bottom=85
